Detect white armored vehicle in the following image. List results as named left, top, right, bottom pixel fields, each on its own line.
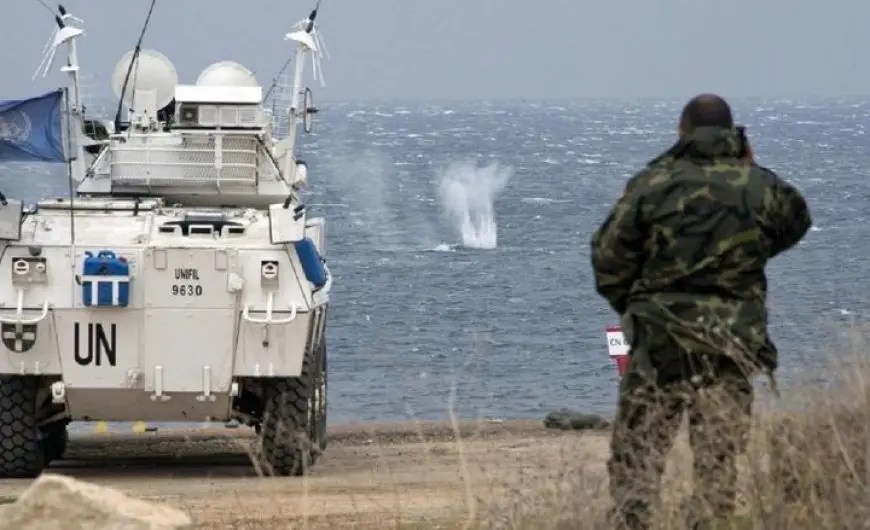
left=0, top=2, right=332, bottom=477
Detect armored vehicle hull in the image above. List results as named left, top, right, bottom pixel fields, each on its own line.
left=0, top=2, right=334, bottom=477
left=0, top=198, right=330, bottom=476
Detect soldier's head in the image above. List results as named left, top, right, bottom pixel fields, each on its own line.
left=678, top=93, right=734, bottom=137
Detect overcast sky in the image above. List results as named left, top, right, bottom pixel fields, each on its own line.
left=3, top=0, right=870, bottom=102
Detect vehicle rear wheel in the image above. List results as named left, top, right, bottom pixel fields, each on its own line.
left=0, top=376, right=44, bottom=478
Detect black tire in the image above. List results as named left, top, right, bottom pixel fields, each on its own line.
left=0, top=376, right=44, bottom=478
left=41, top=424, right=68, bottom=464
left=255, top=341, right=326, bottom=476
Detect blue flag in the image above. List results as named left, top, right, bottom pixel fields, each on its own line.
left=0, top=89, right=66, bottom=164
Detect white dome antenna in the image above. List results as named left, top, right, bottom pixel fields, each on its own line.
left=110, top=49, right=178, bottom=129
left=111, top=49, right=178, bottom=110
left=196, top=61, right=260, bottom=87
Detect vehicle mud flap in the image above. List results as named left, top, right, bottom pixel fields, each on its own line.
left=41, top=423, right=69, bottom=464
left=316, top=338, right=327, bottom=453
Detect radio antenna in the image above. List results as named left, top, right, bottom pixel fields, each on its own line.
left=113, top=0, right=158, bottom=133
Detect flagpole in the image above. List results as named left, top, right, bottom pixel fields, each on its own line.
left=62, top=87, right=76, bottom=301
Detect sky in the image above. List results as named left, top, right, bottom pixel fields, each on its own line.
left=3, top=0, right=870, bottom=102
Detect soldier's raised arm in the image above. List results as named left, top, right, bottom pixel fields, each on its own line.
left=590, top=174, right=645, bottom=315
left=758, top=168, right=812, bottom=259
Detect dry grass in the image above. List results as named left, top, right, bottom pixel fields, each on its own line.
left=14, top=362, right=862, bottom=530
left=466, top=368, right=870, bottom=530
left=8, top=346, right=868, bottom=529
left=183, top=360, right=870, bottom=529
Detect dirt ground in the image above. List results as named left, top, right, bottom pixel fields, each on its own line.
left=0, top=420, right=613, bottom=529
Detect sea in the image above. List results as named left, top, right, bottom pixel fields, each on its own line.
left=1, top=97, right=868, bottom=432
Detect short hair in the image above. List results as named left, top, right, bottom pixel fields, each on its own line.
left=679, top=93, right=734, bottom=132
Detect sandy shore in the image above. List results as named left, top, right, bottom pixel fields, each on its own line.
left=0, top=420, right=612, bottom=528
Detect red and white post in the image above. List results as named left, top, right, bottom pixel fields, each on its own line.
left=606, top=326, right=630, bottom=377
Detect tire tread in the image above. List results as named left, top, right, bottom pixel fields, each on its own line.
left=0, top=376, right=43, bottom=478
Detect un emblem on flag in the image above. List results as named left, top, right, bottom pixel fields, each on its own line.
left=0, top=110, right=32, bottom=142
left=1, top=323, right=37, bottom=353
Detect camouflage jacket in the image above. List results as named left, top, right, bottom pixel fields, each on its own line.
left=590, top=126, right=812, bottom=370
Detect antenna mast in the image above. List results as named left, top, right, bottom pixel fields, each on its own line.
left=33, top=4, right=87, bottom=182
left=113, top=0, right=158, bottom=133
left=275, top=0, right=329, bottom=184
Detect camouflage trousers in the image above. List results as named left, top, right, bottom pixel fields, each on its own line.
left=607, top=324, right=754, bottom=530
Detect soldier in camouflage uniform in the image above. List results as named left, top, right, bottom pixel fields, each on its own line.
left=590, top=94, right=812, bottom=530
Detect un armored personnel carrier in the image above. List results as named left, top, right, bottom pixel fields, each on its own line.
left=0, top=3, right=332, bottom=477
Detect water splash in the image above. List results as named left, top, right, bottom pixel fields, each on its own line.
left=436, top=161, right=512, bottom=250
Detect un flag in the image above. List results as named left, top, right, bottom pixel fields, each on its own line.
left=0, top=89, right=66, bottom=164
